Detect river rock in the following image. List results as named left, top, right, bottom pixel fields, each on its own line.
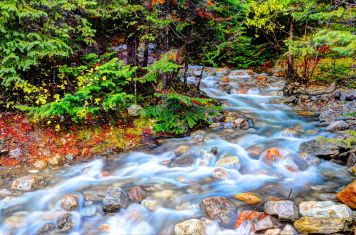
left=281, top=224, right=298, bottom=235
left=57, top=213, right=73, bottom=232
left=254, top=215, right=281, bottom=232
left=299, top=152, right=320, bottom=167
left=326, top=120, right=349, bottom=131
left=234, top=192, right=261, bottom=205
left=346, top=153, right=356, bottom=168
left=33, top=160, right=47, bottom=169
left=212, top=168, right=229, bottom=180
left=264, top=200, right=298, bottom=221
left=210, top=146, right=219, bottom=155
left=175, top=145, right=190, bottom=155
left=174, top=219, right=206, bottom=235
left=39, top=223, right=55, bottom=233
left=299, top=139, right=340, bottom=157
left=299, top=201, right=352, bottom=221
left=199, top=196, right=236, bottom=225
left=234, top=210, right=267, bottom=228
left=336, top=180, right=356, bottom=209
left=215, top=155, right=240, bottom=169
left=294, top=216, right=345, bottom=234
left=190, top=130, right=205, bottom=142
left=127, top=186, right=146, bottom=203
left=319, top=110, right=339, bottom=122
left=60, top=194, right=80, bottom=211
left=11, top=175, right=46, bottom=191
left=127, top=104, right=142, bottom=116
left=103, top=187, right=129, bottom=212
left=264, top=228, right=282, bottom=235
left=170, top=155, right=195, bottom=167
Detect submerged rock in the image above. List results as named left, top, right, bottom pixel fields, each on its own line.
left=234, top=192, right=262, bottom=205
left=170, top=155, right=195, bottom=167
left=264, top=200, right=298, bottom=221
left=199, top=196, right=236, bottom=226
left=299, top=201, right=352, bottom=221
left=11, top=175, right=46, bottom=192
left=103, top=187, right=129, bottom=212
left=57, top=213, right=73, bottom=232
left=174, top=219, right=206, bottom=235
left=39, top=223, right=55, bottom=233
left=336, top=180, right=356, bottom=209
left=60, top=194, right=80, bottom=211
left=215, top=155, right=240, bottom=169
left=294, top=217, right=346, bottom=234
left=212, top=168, right=229, bottom=180
left=127, top=186, right=146, bottom=203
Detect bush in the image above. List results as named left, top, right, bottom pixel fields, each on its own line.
left=145, top=93, right=221, bottom=134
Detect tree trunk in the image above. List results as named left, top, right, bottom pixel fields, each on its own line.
left=126, top=32, right=139, bottom=66
left=196, top=66, right=205, bottom=91
left=183, top=55, right=189, bottom=87
left=143, top=40, right=149, bottom=68
left=287, top=19, right=295, bottom=79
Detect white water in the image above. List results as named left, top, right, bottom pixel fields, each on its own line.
left=0, top=68, right=353, bottom=234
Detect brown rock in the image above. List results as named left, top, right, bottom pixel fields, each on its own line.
left=200, top=196, right=236, bottom=225
left=11, top=175, right=46, bottom=191
left=337, top=180, right=356, bottom=209
left=60, top=194, right=80, bottom=211
left=294, top=217, right=345, bottom=234
left=127, top=186, right=146, bottom=203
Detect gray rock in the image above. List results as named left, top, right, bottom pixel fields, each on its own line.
left=210, top=146, right=219, bottom=155
left=281, top=224, right=298, bottom=235
left=127, top=104, right=143, bottom=116
left=103, top=187, right=129, bottom=212
left=319, top=110, right=338, bottom=122
left=11, top=175, right=46, bottom=192
left=299, top=201, right=352, bottom=221
left=326, top=120, right=349, bottom=131
left=57, top=213, right=73, bottom=232
left=170, top=155, right=195, bottom=167
left=174, top=219, right=206, bottom=235
left=318, top=193, right=337, bottom=201
left=346, top=153, right=356, bottom=168
left=199, top=196, right=236, bottom=226
left=299, top=152, right=320, bottom=167
left=254, top=215, right=281, bottom=232
left=264, top=200, right=299, bottom=221
left=60, top=194, right=80, bottom=211
left=299, top=139, right=340, bottom=157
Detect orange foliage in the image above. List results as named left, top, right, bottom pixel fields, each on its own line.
left=264, top=148, right=282, bottom=162
left=235, top=210, right=267, bottom=228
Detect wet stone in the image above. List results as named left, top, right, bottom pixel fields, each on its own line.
left=299, top=201, right=352, bottom=221
left=281, top=224, right=298, bottom=235
left=326, top=120, right=349, bottom=131
left=212, top=168, right=229, bottom=180
left=294, top=217, right=345, bottom=234
left=215, top=155, right=240, bottom=169
left=346, top=153, right=356, bottom=168
left=60, top=193, right=80, bottom=211
left=57, top=213, right=73, bottom=232
left=174, top=219, right=206, bottom=235
left=210, top=146, right=219, bottom=155
left=336, top=180, right=356, bottom=209
left=11, top=175, right=46, bottom=192
left=264, top=200, right=299, bottom=221
left=103, top=187, right=129, bottom=212
left=199, top=196, right=236, bottom=226
left=299, top=139, right=340, bottom=157
left=254, top=215, right=281, bottom=232
left=127, top=186, right=146, bottom=203
left=39, top=223, right=55, bottom=233
left=170, top=155, right=195, bottom=167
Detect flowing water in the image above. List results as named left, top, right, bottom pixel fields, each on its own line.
left=0, top=67, right=353, bottom=234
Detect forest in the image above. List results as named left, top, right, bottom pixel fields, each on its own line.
left=0, top=1, right=355, bottom=234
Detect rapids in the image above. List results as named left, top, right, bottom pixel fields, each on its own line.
left=0, top=67, right=353, bottom=234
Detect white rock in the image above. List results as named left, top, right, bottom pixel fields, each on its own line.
left=299, top=201, right=352, bottom=221
left=175, top=219, right=206, bottom=235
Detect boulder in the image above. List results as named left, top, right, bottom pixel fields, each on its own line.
left=200, top=196, right=236, bottom=226
left=299, top=201, right=352, bottom=221
left=294, top=216, right=345, bottom=234
left=60, top=194, right=80, bottom=211
left=299, top=139, right=340, bottom=157
left=336, top=180, right=356, bottom=209
left=57, top=213, right=73, bottom=232
left=103, top=187, right=130, bottom=212
left=299, top=152, right=320, bottom=167
left=254, top=215, right=281, bottom=232
left=215, top=155, right=240, bottom=169
left=170, top=155, right=195, bottom=167
left=127, top=186, right=146, bottom=203
left=127, top=104, right=142, bottom=116
left=174, top=219, right=206, bottom=235
left=264, top=200, right=299, bottom=221
left=234, top=192, right=262, bottom=205
left=326, top=120, right=349, bottom=131
left=11, top=175, right=46, bottom=191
